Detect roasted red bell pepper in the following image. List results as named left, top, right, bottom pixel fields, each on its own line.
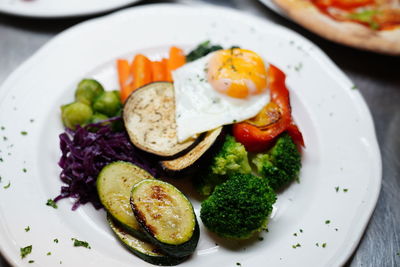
left=233, top=65, right=304, bottom=152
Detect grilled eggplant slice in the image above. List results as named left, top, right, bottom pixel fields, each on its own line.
left=97, top=161, right=154, bottom=240
left=161, top=127, right=224, bottom=176
left=130, top=179, right=199, bottom=258
left=123, top=82, right=200, bottom=158
left=107, top=216, right=187, bottom=266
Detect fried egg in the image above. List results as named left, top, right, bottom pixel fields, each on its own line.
left=173, top=48, right=270, bottom=142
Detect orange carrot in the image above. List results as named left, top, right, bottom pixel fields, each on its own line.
left=117, top=59, right=130, bottom=88
left=162, top=58, right=172, bottom=82
left=117, top=59, right=133, bottom=102
left=120, top=84, right=133, bottom=103
left=151, top=60, right=167, bottom=82
left=166, top=46, right=186, bottom=81
left=131, top=54, right=152, bottom=90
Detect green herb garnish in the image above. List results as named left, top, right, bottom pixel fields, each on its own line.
left=3, top=182, right=10, bottom=189
left=325, top=220, right=331, bottom=224
left=54, top=239, right=59, bottom=243
left=28, top=260, right=34, bottom=263
left=292, top=243, right=301, bottom=248
left=21, top=131, right=28, bottom=136
left=25, top=226, right=30, bottom=232
left=322, top=243, right=327, bottom=248
left=20, top=245, right=32, bottom=258
left=349, top=10, right=380, bottom=29
left=46, top=199, right=58, bottom=209
left=71, top=238, right=91, bottom=249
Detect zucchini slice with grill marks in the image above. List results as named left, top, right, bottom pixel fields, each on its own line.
left=107, top=216, right=187, bottom=266
left=97, top=161, right=153, bottom=239
left=130, top=179, right=199, bottom=258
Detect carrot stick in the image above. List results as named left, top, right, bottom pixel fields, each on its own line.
left=120, top=84, right=133, bottom=103
left=131, top=54, right=152, bottom=90
left=162, top=58, right=172, bottom=82
left=166, top=46, right=186, bottom=81
left=117, top=59, right=135, bottom=103
left=151, top=60, right=167, bottom=82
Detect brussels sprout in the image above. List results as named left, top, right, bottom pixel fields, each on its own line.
left=112, top=90, right=121, bottom=101
left=92, top=91, right=122, bottom=117
left=75, top=79, right=105, bottom=105
left=90, top=112, right=109, bottom=124
left=61, top=102, right=93, bottom=130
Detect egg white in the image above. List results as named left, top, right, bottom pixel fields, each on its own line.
left=173, top=52, right=270, bottom=142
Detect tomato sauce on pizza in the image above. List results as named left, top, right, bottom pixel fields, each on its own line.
left=310, top=0, right=400, bottom=30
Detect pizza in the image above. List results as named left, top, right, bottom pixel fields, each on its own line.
left=272, top=0, right=400, bottom=55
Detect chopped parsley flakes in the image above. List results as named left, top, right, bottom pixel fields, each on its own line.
left=47, top=252, right=51, bottom=256
left=325, top=220, right=331, bottom=224
left=20, top=245, right=32, bottom=258
left=20, top=131, right=28, bottom=136
left=343, top=188, right=349, bottom=192
left=25, top=226, right=30, bottom=232
left=54, top=239, right=59, bottom=243
left=23, top=168, right=27, bottom=173
left=3, top=182, right=10, bottom=189
left=292, top=243, right=301, bottom=249
left=71, top=238, right=91, bottom=249
left=322, top=243, right=327, bottom=248
left=46, top=199, right=58, bottom=209
left=28, top=260, right=34, bottom=263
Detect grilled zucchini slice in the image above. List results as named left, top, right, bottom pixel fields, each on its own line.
left=97, top=161, right=153, bottom=239
left=130, top=179, right=199, bottom=258
left=107, top=216, right=187, bottom=266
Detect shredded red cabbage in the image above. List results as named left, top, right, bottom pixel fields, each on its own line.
left=56, top=118, right=159, bottom=210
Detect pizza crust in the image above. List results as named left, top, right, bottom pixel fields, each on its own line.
left=273, top=0, right=400, bottom=55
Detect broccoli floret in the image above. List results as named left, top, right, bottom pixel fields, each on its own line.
left=194, top=135, right=251, bottom=196
left=211, top=135, right=251, bottom=175
left=253, top=133, right=301, bottom=191
left=200, top=173, right=276, bottom=239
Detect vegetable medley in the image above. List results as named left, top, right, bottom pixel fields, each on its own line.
left=56, top=41, right=305, bottom=266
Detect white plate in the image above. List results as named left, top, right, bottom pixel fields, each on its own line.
left=258, top=0, right=286, bottom=17
left=0, top=0, right=141, bottom=18
left=0, top=4, right=381, bottom=267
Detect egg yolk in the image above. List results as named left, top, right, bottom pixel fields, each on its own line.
left=207, top=48, right=268, bottom=99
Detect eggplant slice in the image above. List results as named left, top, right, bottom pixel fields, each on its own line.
left=123, top=82, right=200, bottom=158
left=161, top=127, right=224, bottom=175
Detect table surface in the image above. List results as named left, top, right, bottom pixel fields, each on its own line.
left=0, top=0, right=399, bottom=266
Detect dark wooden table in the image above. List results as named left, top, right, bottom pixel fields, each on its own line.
left=0, top=0, right=399, bottom=266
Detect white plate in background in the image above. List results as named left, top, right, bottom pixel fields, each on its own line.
left=0, top=4, right=381, bottom=267
left=0, top=0, right=141, bottom=18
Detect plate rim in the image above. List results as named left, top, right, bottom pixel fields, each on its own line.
left=0, top=0, right=142, bottom=18
left=0, top=3, right=382, bottom=267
